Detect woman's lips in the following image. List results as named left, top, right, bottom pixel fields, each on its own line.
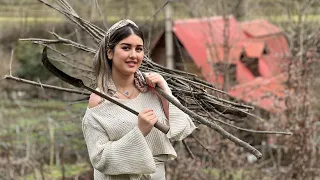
left=126, top=61, right=137, bottom=67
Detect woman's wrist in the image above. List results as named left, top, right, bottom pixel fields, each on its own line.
left=159, top=80, right=172, bottom=95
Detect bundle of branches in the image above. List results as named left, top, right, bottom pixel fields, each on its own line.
left=5, top=0, right=292, bottom=159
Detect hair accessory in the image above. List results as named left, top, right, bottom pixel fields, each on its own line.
left=106, top=19, right=138, bottom=47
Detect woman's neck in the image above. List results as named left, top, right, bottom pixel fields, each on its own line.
left=112, top=71, right=135, bottom=89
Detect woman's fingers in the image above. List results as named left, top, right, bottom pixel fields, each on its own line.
left=139, top=109, right=157, bottom=123
left=140, top=109, right=154, bottom=117
left=138, top=108, right=158, bottom=136
left=144, top=72, right=165, bottom=88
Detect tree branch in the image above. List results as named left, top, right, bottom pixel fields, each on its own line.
left=4, top=75, right=90, bottom=96
left=94, top=0, right=108, bottom=29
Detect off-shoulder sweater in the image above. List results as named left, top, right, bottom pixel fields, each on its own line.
left=82, top=90, right=196, bottom=180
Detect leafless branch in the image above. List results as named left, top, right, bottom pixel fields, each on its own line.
left=94, top=0, right=108, bottom=29
left=4, top=75, right=90, bottom=96
left=191, top=134, right=213, bottom=154
left=199, top=98, right=292, bottom=135
left=182, top=140, right=195, bottom=159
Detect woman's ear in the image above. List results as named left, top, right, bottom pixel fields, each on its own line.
left=107, top=49, right=113, bottom=60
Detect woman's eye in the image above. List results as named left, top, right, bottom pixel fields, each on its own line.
left=136, top=48, right=143, bottom=52
left=122, top=46, right=130, bottom=51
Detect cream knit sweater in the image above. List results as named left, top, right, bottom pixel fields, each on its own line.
left=82, top=90, right=196, bottom=180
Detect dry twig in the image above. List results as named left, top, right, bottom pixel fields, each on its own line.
left=5, top=75, right=90, bottom=96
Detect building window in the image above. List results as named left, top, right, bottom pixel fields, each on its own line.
left=241, top=55, right=260, bottom=77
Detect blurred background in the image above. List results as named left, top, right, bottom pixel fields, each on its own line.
left=0, top=0, right=319, bottom=179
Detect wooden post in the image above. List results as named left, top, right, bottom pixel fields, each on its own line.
left=60, top=143, right=65, bottom=180
left=48, top=117, right=55, bottom=166
left=165, top=2, right=174, bottom=69
left=261, top=141, right=266, bottom=161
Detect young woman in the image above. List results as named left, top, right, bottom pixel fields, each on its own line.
left=82, top=19, right=196, bottom=180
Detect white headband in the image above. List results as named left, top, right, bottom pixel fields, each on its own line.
left=106, top=19, right=138, bottom=47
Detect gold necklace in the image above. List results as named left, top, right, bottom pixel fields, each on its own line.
left=116, top=87, right=135, bottom=99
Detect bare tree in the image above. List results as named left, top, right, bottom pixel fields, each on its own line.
left=281, top=0, right=320, bottom=179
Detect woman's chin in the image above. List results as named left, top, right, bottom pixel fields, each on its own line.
left=113, top=65, right=140, bottom=76
left=122, top=68, right=138, bottom=75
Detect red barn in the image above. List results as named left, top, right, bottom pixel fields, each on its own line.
left=150, top=16, right=289, bottom=113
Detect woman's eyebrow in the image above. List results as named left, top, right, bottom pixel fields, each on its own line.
left=120, top=43, right=143, bottom=46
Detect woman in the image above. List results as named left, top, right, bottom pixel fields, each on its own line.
left=82, top=19, right=196, bottom=180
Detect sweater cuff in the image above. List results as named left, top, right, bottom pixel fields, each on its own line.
left=166, top=101, right=197, bottom=141
left=98, top=126, right=156, bottom=175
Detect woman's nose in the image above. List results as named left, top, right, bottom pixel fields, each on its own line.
left=129, top=50, right=137, bottom=59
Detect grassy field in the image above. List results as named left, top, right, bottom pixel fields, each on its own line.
left=0, top=16, right=161, bottom=24
left=23, top=163, right=91, bottom=180
left=0, top=98, right=91, bottom=179
left=0, top=16, right=63, bottom=23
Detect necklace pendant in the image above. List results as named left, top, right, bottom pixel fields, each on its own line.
left=125, top=91, right=129, bottom=96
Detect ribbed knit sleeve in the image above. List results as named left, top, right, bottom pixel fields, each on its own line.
left=154, top=79, right=196, bottom=141
left=82, top=113, right=156, bottom=176
left=166, top=96, right=197, bottom=141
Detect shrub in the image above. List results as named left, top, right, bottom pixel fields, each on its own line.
left=15, top=41, right=52, bottom=80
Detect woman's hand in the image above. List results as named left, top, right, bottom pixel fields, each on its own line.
left=144, top=72, right=170, bottom=94
left=138, top=109, right=158, bottom=136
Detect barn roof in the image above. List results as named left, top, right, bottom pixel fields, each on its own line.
left=228, top=74, right=287, bottom=113
left=172, top=15, right=247, bottom=78
left=170, top=16, right=288, bottom=78
left=241, top=19, right=283, bottom=38
left=206, top=41, right=267, bottom=64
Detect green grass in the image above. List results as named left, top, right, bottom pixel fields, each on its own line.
left=1, top=99, right=87, bottom=140
left=1, top=98, right=90, bottom=179
left=23, top=163, right=91, bottom=180
left=0, top=16, right=64, bottom=23
left=1, top=99, right=87, bottom=111
left=0, top=98, right=87, bottom=136
left=267, top=14, right=320, bottom=23
left=0, top=15, right=162, bottom=24
left=71, top=102, right=88, bottom=110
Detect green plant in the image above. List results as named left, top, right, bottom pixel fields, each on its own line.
left=15, top=41, right=52, bottom=80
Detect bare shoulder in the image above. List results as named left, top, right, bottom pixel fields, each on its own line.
left=88, top=93, right=103, bottom=108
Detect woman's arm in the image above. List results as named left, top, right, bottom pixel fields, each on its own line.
left=144, top=72, right=197, bottom=141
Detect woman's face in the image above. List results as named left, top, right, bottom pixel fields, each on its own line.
left=108, top=34, right=144, bottom=76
